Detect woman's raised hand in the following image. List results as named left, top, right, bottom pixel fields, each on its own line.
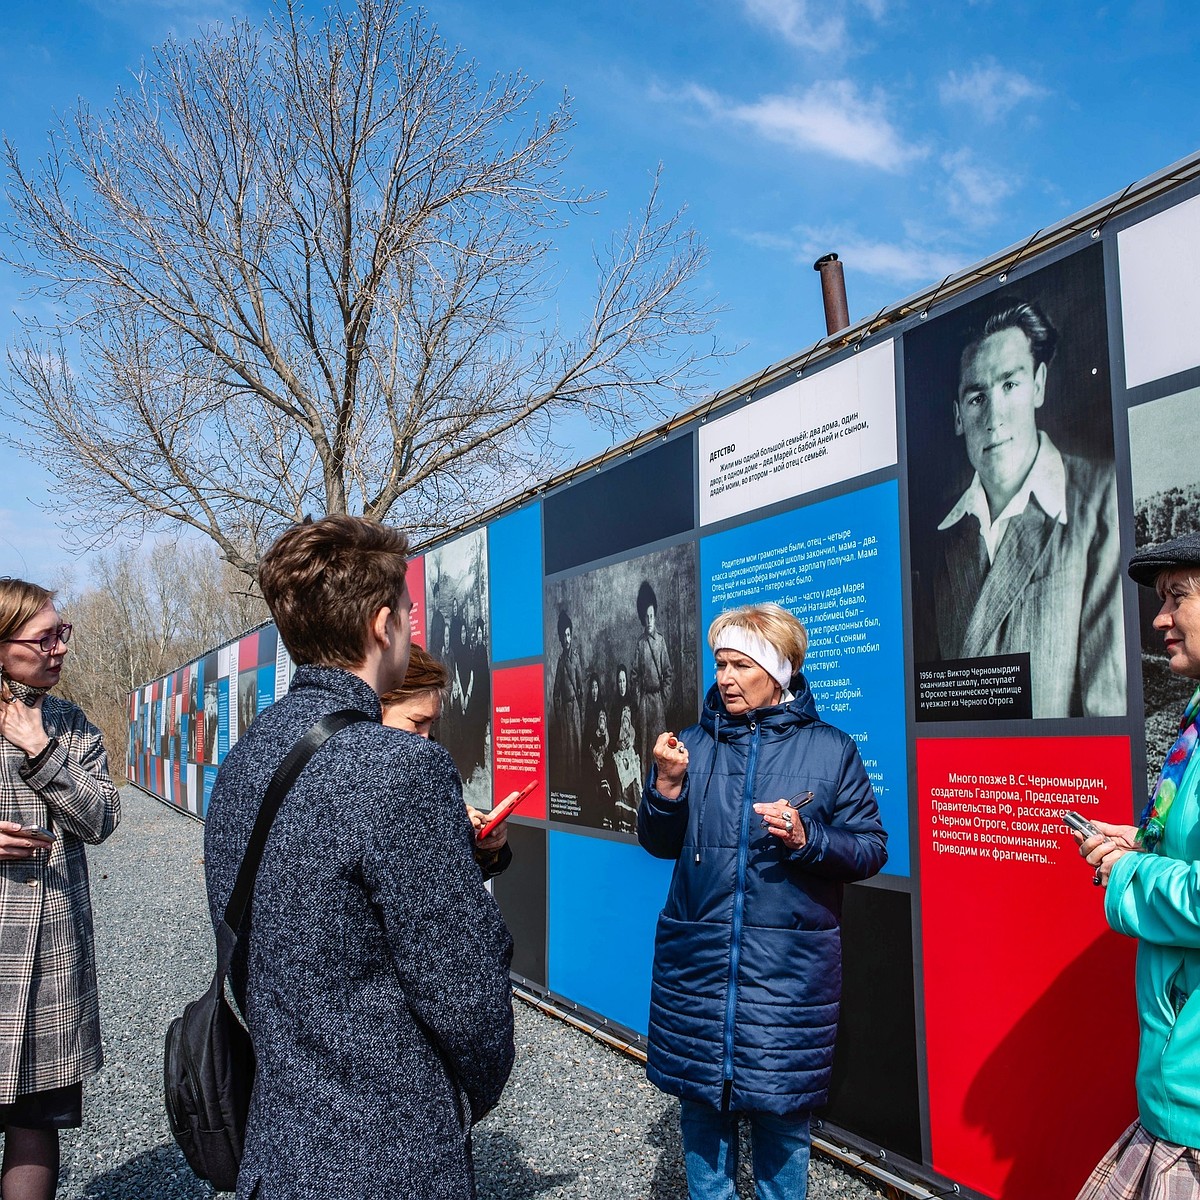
left=753, top=799, right=808, bottom=851
left=467, top=804, right=508, bottom=852
left=652, top=732, right=689, bottom=800
left=0, top=692, right=49, bottom=758
left=1072, top=820, right=1141, bottom=888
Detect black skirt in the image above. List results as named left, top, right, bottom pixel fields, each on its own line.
left=0, top=1082, right=83, bottom=1129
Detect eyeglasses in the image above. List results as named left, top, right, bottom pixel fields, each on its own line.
left=3, top=624, right=73, bottom=653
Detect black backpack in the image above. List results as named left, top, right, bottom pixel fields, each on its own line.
left=164, top=709, right=370, bottom=1191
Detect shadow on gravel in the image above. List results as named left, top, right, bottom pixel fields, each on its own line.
left=647, top=1104, right=689, bottom=1199
left=71, top=1144, right=214, bottom=1199
left=475, top=1129, right=578, bottom=1198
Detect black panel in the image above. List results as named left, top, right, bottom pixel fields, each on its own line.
left=258, top=624, right=278, bottom=666
left=493, top=823, right=547, bottom=986
left=543, top=437, right=695, bottom=574
left=823, top=885, right=921, bottom=1162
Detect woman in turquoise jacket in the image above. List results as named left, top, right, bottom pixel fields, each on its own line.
left=1074, top=532, right=1200, bottom=1198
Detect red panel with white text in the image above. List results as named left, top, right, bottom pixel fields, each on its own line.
left=919, top=735, right=1138, bottom=1198
left=491, top=664, right=547, bottom=822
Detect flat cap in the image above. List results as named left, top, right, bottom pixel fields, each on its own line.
left=1127, top=531, right=1200, bottom=586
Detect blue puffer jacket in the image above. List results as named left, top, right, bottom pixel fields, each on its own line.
left=638, top=680, right=887, bottom=1116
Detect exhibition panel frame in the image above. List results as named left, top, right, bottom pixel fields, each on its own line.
left=127, top=150, right=1200, bottom=1199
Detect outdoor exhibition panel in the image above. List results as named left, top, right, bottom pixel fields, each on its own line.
left=127, top=152, right=1200, bottom=1198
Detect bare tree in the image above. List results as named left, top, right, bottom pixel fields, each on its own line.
left=54, top=541, right=269, bottom=757
left=3, top=0, right=721, bottom=578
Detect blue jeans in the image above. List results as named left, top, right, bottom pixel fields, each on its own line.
left=679, top=1100, right=811, bottom=1200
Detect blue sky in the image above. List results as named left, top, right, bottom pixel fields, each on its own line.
left=1, top=0, right=1198, bottom=581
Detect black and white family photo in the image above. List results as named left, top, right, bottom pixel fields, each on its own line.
left=543, top=542, right=698, bottom=833
left=424, top=528, right=492, bottom=810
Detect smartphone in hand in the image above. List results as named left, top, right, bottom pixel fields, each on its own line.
left=1061, top=810, right=1100, bottom=840
left=18, top=823, right=55, bottom=842
left=477, top=780, right=538, bottom=841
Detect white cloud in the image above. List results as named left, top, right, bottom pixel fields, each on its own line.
left=740, top=225, right=964, bottom=288
left=941, top=148, right=1018, bottom=227
left=834, top=238, right=964, bottom=286
left=740, top=0, right=888, bottom=53
left=742, top=0, right=846, bottom=52
left=939, top=58, right=1048, bottom=121
left=678, top=79, right=923, bottom=173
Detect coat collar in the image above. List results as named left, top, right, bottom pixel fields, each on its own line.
left=699, top=676, right=819, bottom=741
left=289, top=664, right=383, bottom=721
left=3, top=678, right=51, bottom=706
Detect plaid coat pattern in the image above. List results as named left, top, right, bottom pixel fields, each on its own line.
left=0, top=683, right=120, bottom=1103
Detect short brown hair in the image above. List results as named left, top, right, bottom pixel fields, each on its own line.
left=258, top=516, right=410, bottom=668
left=0, top=578, right=54, bottom=642
left=707, top=602, right=808, bottom=673
left=380, top=643, right=449, bottom=708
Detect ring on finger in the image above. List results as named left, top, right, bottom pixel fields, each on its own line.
left=782, top=812, right=793, bottom=832
left=1092, top=868, right=1102, bottom=886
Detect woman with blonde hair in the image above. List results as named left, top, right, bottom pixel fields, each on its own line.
left=639, top=601, right=886, bottom=1200
left=0, top=578, right=120, bottom=1200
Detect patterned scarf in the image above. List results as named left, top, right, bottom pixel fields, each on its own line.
left=2, top=678, right=50, bottom=706
left=1139, top=684, right=1200, bottom=851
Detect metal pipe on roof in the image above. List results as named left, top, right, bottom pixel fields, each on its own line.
left=813, top=252, right=851, bottom=335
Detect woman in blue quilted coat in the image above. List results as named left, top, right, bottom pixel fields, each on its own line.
left=638, top=602, right=887, bottom=1200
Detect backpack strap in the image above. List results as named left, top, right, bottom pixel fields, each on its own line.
left=215, top=708, right=371, bottom=970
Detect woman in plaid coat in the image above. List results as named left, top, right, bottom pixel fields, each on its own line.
left=0, top=579, right=120, bottom=1200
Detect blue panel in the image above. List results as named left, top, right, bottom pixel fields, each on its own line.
left=489, top=503, right=544, bottom=663
left=202, top=766, right=218, bottom=818
left=699, top=481, right=910, bottom=875
left=256, top=665, right=276, bottom=714
left=217, top=678, right=230, bottom=763
left=548, top=831, right=674, bottom=1035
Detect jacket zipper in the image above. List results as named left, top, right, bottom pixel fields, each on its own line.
left=695, top=711, right=721, bottom=864
left=721, top=719, right=759, bottom=1095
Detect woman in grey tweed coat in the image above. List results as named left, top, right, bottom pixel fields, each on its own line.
left=0, top=579, right=120, bottom=1200
left=205, top=517, right=514, bottom=1200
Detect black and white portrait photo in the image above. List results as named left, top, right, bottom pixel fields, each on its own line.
left=202, top=659, right=219, bottom=765
left=906, top=245, right=1126, bottom=720
left=238, top=669, right=259, bottom=742
left=186, top=672, right=198, bottom=762
left=424, top=528, right=492, bottom=810
left=543, top=542, right=698, bottom=833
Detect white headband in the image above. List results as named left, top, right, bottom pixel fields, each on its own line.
left=713, top=626, right=793, bottom=689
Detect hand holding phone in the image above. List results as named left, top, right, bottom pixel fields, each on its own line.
left=477, top=780, right=538, bottom=841
left=1061, top=810, right=1101, bottom=840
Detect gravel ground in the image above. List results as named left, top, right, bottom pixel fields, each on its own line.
left=54, top=786, right=886, bottom=1199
